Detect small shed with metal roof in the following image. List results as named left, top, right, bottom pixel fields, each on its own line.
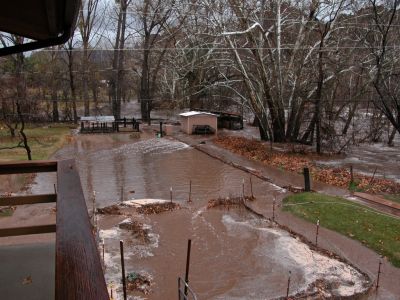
left=179, top=111, right=218, bottom=134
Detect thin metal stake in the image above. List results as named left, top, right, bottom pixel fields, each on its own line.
left=189, top=180, right=192, bottom=202
left=102, top=239, right=105, bottom=267
left=369, top=166, right=378, bottom=186
left=92, top=191, right=96, bottom=225
left=242, top=178, right=245, bottom=200
left=316, top=219, right=320, bottom=246
left=376, top=259, right=382, bottom=290
left=184, top=239, right=192, bottom=296
left=250, top=175, right=254, bottom=198
left=120, top=240, right=127, bottom=300
left=286, top=270, right=291, bottom=298
left=170, top=187, right=173, bottom=203
left=272, top=198, right=276, bottom=223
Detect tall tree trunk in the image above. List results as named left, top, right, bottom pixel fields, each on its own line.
left=68, top=51, right=78, bottom=124
left=388, top=126, right=396, bottom=146
left=16, top=101, right=31, bottom=160
left=291, top=101, right=306, bottom=141
left=301, top=113, right=316, bottom=145
left=342, top=102, right=358, bottom=135
left=82, top=47, right=90, bottom=116
left=15, top=50, right=31, bottom=160
left=52, top=92, right=59, bottom=122
left=111, top=0, right=127, bottom=119
left=140, top=39, right=151, bottom=122
left=115, top=1, right=127, bottom=119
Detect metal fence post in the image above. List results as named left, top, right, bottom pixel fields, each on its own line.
left=120, top=240, right=127, bottom=300
left=184, top=239, right=192, bottom=296
left=376, top=259, right=382, bottom=290
left=303, top=168, right=311, bottom=192
left=286, top=270, right=291, bottom=298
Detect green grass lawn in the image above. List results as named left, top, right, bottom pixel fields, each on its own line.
left=0, top=124, right=75, bottom=161
left=283, top=192, right=400, bottom=267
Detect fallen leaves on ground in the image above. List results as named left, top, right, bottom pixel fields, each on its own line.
left=207, top=195, right=255, bottom=209
left=136, top=202, right=180, bottom=215
left=118, top=219, right=150, bottom=243
left=22, top=276, right=32, bottom=285
left=215, top=136, right=400, bottom=194
left=96, top=205, right=122, bottom=215
left=126, top=272, right=152, bottom=295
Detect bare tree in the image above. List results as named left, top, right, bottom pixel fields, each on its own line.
left=79, top=0, right=101, bottom=116
left=366, top=0, right=400, bottom=134
left=110, top=0, right=131, bottom=119
left=0, top=35, right=31, bottom=159
left=64, top=32, right=79, bottom=123
left=135, top=0, right=182, bottom=122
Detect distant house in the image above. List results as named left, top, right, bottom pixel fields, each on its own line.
left=179, top=111, right=218, bottom=134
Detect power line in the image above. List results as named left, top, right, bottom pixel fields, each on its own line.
left=0, top=45, right=396, bottom=53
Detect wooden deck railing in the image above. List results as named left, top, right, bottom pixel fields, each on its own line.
left=0, top=160, right=109, bottom=300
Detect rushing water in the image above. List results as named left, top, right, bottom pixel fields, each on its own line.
left=28, top=133, right=371, bottom=299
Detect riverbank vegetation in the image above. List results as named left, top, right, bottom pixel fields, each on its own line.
left=283, top=192, right=400, bottom=267
left=215, top=136, right=400, bottom=195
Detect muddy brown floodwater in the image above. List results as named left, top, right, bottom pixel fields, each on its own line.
left=28, top=133, right=372, bottom=300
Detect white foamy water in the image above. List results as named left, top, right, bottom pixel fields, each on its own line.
left=93, top=138, right=189, bottom=158
left=122, top=199, right=169, bottom=207
left=99, top=222, right=159, bottom=300
left=222, top=215, right=369, bottom=298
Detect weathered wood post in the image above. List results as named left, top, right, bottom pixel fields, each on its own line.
left=120, top=240, right=127, bottom=300
left=170, top=187, right=173, bottom=203
left=159, top=122, right=163, bottom=137
left=124, top=117, right=127, bottom=128
left=303, top=167, right=311, bottom=192
left=184, top=239, right=192, bottom=296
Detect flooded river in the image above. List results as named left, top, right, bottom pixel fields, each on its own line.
left=28, top=132, right=371, bottom=299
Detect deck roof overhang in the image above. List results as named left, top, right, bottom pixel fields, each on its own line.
left=0, top=0, right=80, bottom=56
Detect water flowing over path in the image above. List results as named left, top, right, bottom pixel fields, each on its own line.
left=22, top=131, right=378, bottom=299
